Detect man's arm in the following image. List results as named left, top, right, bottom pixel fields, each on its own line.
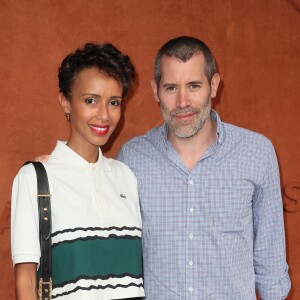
left=34, top=155, right=49, bottom=163
left=253, top=142, right=291, bottom=299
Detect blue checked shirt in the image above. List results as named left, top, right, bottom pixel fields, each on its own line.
left=117, top=110, right=291, bottom=300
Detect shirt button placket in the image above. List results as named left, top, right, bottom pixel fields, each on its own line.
left=187, top=177, right=195, bottom=298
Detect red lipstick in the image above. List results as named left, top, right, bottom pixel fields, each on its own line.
left=89, top=125, right=110, bottom=136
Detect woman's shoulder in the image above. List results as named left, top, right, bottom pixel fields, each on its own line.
left=104, top=157, right=137, bottom=179
left=105, top=156, right=133, bottom=170
left=12, top=162, right=39, bottom=196
left=15, top=162, right=38, bottom=178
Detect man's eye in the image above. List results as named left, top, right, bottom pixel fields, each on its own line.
left=165, top=86, right=176, bottom=92
left=189, top=84, right=201, bottom=90
left=85, top=98, right=96, bottom=104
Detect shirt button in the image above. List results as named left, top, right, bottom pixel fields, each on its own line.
left=188, top=260, right=193, bottom=266
left=189, top=207, right=194, bottom=213
left=189, top=233, right=194, bottom=239
left=189, top=179, right=194, bottom=185
left=189, top=286, right=194, bottom=293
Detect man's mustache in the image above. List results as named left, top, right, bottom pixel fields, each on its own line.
left=170, top=107, right=200, bottom=116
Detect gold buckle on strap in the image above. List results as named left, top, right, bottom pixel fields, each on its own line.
left=36, top=194, right=52, bottom=197
left=38, top=278, right=52, bottom=300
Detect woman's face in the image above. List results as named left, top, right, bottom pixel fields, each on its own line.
left=61, top=67, right=123, bottom=154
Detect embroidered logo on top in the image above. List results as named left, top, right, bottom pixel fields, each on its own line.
left=120, top=194, right=127, bottom=199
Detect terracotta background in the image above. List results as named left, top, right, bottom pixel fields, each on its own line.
left=0, top=1, right=299, bottom=299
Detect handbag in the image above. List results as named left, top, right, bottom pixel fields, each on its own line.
left=24, top=161, right=52, bottom=300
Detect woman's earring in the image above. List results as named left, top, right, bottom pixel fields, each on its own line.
left=65, top=112, right=70, bottom=121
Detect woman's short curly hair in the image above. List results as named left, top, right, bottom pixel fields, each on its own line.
left=58, top=43, right=135, bottom=98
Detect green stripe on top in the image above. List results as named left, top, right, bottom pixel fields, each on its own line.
left=52, top=236, right=142, bottom=287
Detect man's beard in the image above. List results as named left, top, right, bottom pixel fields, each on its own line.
left=160, top=98, right=212, bottom=139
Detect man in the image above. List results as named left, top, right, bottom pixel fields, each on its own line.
left=117, top=36, right=291, bottom=299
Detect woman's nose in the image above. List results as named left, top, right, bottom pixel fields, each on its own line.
left=96, top=103, right=109, bottom=121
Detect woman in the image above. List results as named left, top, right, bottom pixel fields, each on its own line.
left=11, top=43, right=144, bottom=300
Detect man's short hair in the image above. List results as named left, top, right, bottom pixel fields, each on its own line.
left=154, top=36, right=217, bottom=85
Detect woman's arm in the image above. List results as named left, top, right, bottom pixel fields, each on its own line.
left=15, top=263, right=38, bottom=300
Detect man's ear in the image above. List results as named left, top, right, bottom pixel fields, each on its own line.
left=210, top=73, right=221, bottom=99
left=58, top=93, right=71, bottom=113
left=151, top=80, right=160, bottom=103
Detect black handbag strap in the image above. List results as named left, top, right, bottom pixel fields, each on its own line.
left=24, top=161, right=52, bottom=300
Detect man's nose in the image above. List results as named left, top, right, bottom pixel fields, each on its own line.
left=176, top=88, right=190, bottom=108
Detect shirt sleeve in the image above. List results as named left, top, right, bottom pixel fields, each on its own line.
left=253, top=141, right=291, bottom=299
left=131, top=169, right=142, bottom=225
left=117, top=146, right=142, bottom=224
left=11, top=165, right=41, bottom=267
left=116, top=146, right=126, bottom=164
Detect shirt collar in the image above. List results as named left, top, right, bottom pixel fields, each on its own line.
left=211, top=109, right=225, bottom=146
left=50, top=141, right=111, bottom=172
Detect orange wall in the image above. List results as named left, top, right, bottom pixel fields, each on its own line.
left=0, top=1, right=299, bottom=299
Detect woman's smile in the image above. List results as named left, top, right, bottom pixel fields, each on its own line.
left=88, top=124, right=110, bottom=136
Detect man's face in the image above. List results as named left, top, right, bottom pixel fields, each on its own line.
left=152, top=53, right=220, bottom=140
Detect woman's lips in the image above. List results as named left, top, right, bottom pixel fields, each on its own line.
left=89, top=125, right=110, bottom=135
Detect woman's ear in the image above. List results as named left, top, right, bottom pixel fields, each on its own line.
left=58, top=93, right=70, bottom=113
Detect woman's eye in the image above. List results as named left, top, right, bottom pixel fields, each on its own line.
left=110, top=99, right=121, bottom=106
left=85, top=98, right=96, bottom=104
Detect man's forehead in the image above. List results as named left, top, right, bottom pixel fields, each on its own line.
left=160, top=53, right=206, bottom=81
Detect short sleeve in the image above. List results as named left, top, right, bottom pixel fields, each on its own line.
left=11, top=165, right=40, bottom=266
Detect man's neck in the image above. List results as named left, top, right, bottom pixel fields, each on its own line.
left=168, top=117, right=217, bottom=171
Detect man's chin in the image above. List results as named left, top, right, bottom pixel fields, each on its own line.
left=173, top=127, right=200, bottom=139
